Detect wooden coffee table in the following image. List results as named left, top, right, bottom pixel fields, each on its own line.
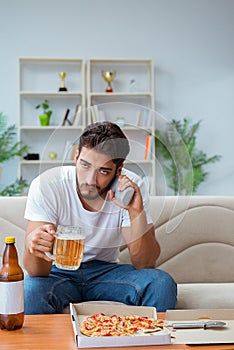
left=0, top=314, right=233, bottom=350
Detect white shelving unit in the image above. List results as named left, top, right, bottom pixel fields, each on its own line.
left=18, top=58, right=85, bottom=187
left=18, top=58, right=156, bottom=194
left=86, top=59, right=156, bottom=194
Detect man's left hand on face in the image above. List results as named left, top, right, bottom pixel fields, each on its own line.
left=109, top=175, right=144, bottom=213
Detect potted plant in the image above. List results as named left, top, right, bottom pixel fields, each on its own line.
left=0, top=112, right=29, bottom=196
left=155, top=117, right=222, bottom=195
left=35, top=99, right=53, bottom=126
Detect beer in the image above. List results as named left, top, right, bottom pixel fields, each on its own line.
left=0, top=236, right=24, bottom=331
left=54, top=234, right=85, bottom=270
left=45, top=225, right=85, bottom=270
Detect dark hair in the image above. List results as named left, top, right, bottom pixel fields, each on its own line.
left=79, top=122, right=130, bottom=166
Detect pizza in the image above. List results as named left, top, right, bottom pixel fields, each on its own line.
left=80, top=312, right=165, bottom=337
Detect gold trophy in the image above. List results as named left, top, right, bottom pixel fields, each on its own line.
left=101, top=70, right=116, bottom=93
left=58, top=72, right=67, bottom=92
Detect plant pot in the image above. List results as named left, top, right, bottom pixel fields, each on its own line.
left=39, top=114, right=50, bottom=126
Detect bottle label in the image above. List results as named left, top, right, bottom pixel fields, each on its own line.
left=0, top=281, right=24, bottom=314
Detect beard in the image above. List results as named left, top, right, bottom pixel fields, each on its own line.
left=77, top=177, right=116, bottom=201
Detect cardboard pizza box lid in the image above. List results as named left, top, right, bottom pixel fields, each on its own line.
left=165, top=309, right=234, bottom=345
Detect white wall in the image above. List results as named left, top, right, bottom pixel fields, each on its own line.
left=0, top=0, right=233, bottom=195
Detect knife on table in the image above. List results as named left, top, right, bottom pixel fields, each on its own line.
left=171, top=321, right=226, bottom=329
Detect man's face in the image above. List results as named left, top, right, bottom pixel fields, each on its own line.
left=76, top=147, right=119, bottom=200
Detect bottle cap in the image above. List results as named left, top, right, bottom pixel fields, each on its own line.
left=5, top=236, right=15, bottom=244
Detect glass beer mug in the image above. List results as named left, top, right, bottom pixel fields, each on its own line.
left=46, top=225, right=85, bottom=270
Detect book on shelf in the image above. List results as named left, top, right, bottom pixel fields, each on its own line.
left=72, top=104, right=82, bottom=126
left=137, top=109, right=152, bottom=128
left=90, top=105, right=106, bottom=123
left=144, top=134, right=153, bottom=160
left=61, top=109, right=71, bottom=126
left=90, top=105, right=98, bottom=123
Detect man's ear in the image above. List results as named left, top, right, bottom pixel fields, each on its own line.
left=116, top=164, right=123, bottom=176
left=74, top=149, right=79, bottom=164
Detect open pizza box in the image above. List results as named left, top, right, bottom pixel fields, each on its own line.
left=165, top=309, right=234, bottom=345
left=70, top=302, right=171, bottom=348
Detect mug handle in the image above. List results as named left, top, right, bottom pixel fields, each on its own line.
left=45, top=234, right=56, bottom=260
left=45, top=251, right=55, bottom=260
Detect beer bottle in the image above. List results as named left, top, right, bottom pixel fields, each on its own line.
left=0, top=236, right=24, bottom=330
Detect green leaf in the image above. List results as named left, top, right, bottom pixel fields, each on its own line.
left=35, top=99, right=53, bottom=117
left=0, top=178, right=29, bottom=196
left=0, top=112, right=29, bottom=196
left=0, top=122, right=29, bottom=162
left=155, top=117, right=222, bottom=194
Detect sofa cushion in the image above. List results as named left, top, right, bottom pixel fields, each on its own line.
left=177, top=283, right=234, bottom=309
left=148, top=196, right=234, bottom=284
left=0, top=196, right=27, bottom=268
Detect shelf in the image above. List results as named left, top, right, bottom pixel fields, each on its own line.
left=90, top=92, right=153, bottom=97
left=87, top=58, right=154, bottom=97
left=87, top=58, right=155, bottom=195
left=20, top=126, right=83, bottom=130
left=19, top=57, right=85, bottom=93
left=18, top=57, right=85, bottom=189
left=19, top=57, right=84, bottom=63
left=19, top=160, right=74, bottom=165
left=116, top=126, right=152, bottom=132
left=88, top=58, right=152, bottom=63
left=19, top=91, right=83, bottom=97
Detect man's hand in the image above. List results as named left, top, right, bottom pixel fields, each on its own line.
left=24, top=222, right=56, bottom=276
left=109, top=175, right=143, bottom=215
left=26, top=223, right=56, bottom=261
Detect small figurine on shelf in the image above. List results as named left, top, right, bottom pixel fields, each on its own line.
left=129, top=79, right=136, bottom=92
left=35, top=99, right=53, bottom=126
left=23, top=153, right=40, bottom=160
left=115, top=117, right=125, bottom=127
left=101, top=71, right=116, bottom=92
left=48, top=151, right=57, bottom=160
left=58, top=72, right=68, bottom=92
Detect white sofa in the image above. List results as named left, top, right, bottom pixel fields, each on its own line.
left=0, top=195, right=234, bottom=309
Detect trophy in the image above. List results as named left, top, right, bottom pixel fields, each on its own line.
left=58, top=72, right=67, bottom=92
left=101, top=70, right=116, bottom=93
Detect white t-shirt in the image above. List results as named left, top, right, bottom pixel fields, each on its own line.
left=24, top=166, right=152, bottom=263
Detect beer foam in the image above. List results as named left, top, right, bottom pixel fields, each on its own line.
left=55, top=233, right=84, bottom=240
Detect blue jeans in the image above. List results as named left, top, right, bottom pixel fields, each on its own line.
left=24, top=260, right=177, bottom=314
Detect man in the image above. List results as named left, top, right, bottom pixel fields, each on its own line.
left=23, top=121, right=177, bottom=314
